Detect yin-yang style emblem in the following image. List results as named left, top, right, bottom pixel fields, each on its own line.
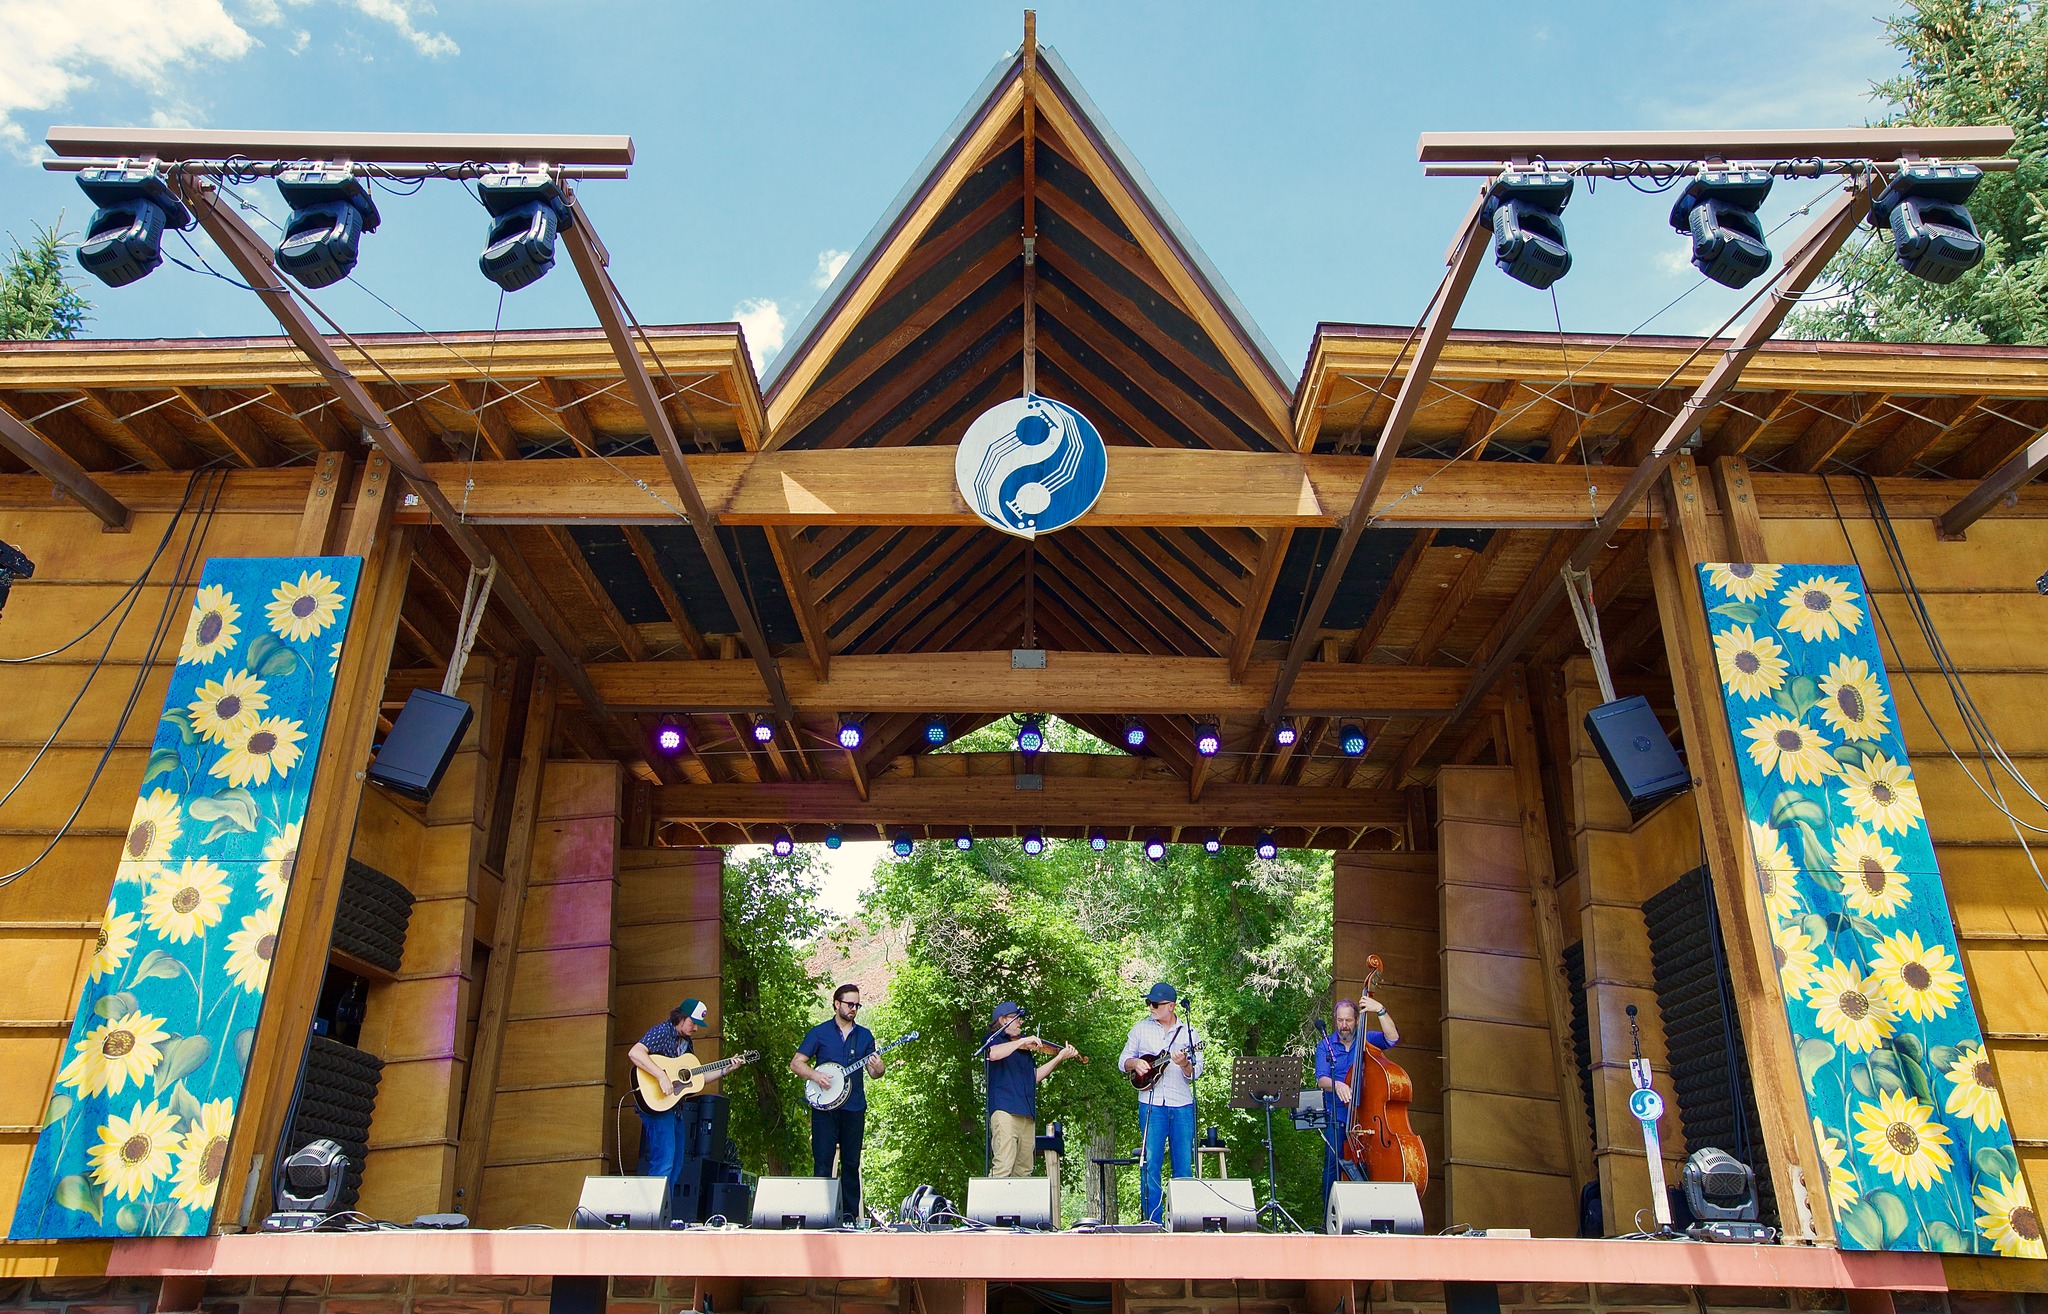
left=954, top=394, right=1108, bottom=539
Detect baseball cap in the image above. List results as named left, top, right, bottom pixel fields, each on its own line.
left=992, top=1001, right=1023, bottom=1026
left=1144, top=982, right=1178, bottom=1005
left=677, top=997, right=709, bottom=1023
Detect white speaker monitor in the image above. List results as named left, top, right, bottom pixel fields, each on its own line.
left=750, top=1176, right=839, bottom=1229
left=1327, top=1180, right=1424, bottom=1235
left=571, top=1176, right=669, bottom=1230
left=964, top=1176, right=1055, bottom=1230
left=1165, top=1178, right=1257, bottom=1232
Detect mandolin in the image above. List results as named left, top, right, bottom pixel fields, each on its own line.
left=1126, top=1032, right=1204, bottom=1091
left=634, top=1050, right=759, bottom=1112
left=1340, top=954, right=1429, bottom=1194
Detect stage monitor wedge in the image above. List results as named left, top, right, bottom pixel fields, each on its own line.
left=570, top=1176, right=668, bottom=1230
left=367, top=688, right=474, bottom=802
left=750, top=1176, right=838, bottom=1229
left=1165, top=1178, right=1257, bottom=1232
left=1583, top=694, right=1690, bottom=813
left=1327, top=1180, right=1424, bottom=1235
left=965, top=1176, right=1055, bottom=1230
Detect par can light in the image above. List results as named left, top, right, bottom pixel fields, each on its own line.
left=751, top=715, right=776, bottom=745
left=924, top=714, right=950, bottom=746
left=771, top=831, right=795, bottom=857
left=837, top=716, right=864, bottom=751
left=1339, top=722, right=1368, bottom=757
left=1203, top=834, right=1223, bottom=854
left=1144, top=836, right=1167, bottom=862
left=824, top=827, right=843, bottom=851
left=1022, top=829, right=1045, bottom=856
left=1016, top=715, right=1045, bottom=754
left=954, top=832, right=974, bottom=851
left=1088, top=829, right=1109, bottom=852
left=1273, top=719, right=1298, bottom=747
left=892, top=831, right=915, bottom=858
left=75, top=168, right=192, bottom=288
left=1254, top=833, right=1278, bottom=861
left=654, top=720, right=684, bottom=755
left=1193, top=721, right=1221, bottom=757
left=274, top=167, right=381, bottom=289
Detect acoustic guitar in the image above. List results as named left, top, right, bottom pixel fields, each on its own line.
left=633, top=1050, right=759, bottom=1112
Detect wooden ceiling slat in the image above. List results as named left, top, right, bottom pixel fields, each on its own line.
left=1116, top=528, right=1243, bottom=623
left=1456, top=380, right=1518, bottom=460
left=83, top=390, right=199, bottom=469
left=1941, top=398, right=2048, bottom=480
left=813, top=526, right=911, bottom=603
left=798, top=293, right=1022, bottom=450
left=1031, top=340, right=1188, bottom=449
left=846, top=535, right=1014, bottom=655
left=1034, top=299, right=1257, bottom=450
left=823, top=528, right=955, bottom=639
left=541, top=524, right=650, bottom=663
left=1054, top=531, right=1225, bottom=654
left=267, top=385, right=349, bottom=452
left=454, top=380, right=522, bottom=461
left=1029, top=551, right=1166, bottom=655
left=1407, top=534, right=1513, bottom=666
left=1781, top=392, right=1888, bottom=473
left=1612, top=388, right=1690, bottom=466
left=1862, top=394, right=1983, bottom=477
left=1696, top=390, right=1796, bottom=463
left=622, top=526, right=709, bottom=660
left=174, top=387, right=283, bottom=467
left=0, top=396, right=126, bottom=472
left=1543, top=383, right=1615, bottom=463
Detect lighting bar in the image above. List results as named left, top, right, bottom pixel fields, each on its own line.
left=45, top=126, right=637, bottom=167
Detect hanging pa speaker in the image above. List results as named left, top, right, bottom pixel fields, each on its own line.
left=366, top=688, right=474, bottom=802
left=1326, top=1180, right=1424, bottom=1235
left=1165, top=1178, right=1257, bottom=1232
left=1583, top=695, right=1690, bottom=813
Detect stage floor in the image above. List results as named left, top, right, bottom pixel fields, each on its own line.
left=106, top=1230, right=1944, bottom=1291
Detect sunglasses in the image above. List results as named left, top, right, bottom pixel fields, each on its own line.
left=839, top=1000, right=863, bottom=1009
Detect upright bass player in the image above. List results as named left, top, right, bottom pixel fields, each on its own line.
left=1313, top=995, right=1400, bottom=1209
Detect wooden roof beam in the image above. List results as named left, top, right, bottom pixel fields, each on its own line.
left=1863, top=394, right=1983, bottom=476
left=1783, top=392, right=1888, bottom=473
left=1941, top=413, right=2048, bottom=538
left=173, top=387, right=283, bottom=467
left=0, top=402, right=131, bottom=529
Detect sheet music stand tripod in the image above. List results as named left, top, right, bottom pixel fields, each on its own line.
left=1230, top=1055, right=1307, bottom=1232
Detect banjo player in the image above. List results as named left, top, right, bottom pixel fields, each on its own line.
left=791, top=983, right=888, bottom=1225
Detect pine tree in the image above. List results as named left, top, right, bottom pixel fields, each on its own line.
left=0, top=220, right=93, bottom=341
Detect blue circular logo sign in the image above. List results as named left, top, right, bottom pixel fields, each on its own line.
left=954, top=394, right=1107, bottom=539
left=1628, top=1087, right=1664, bottom=1123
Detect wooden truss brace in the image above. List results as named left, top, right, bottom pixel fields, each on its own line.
left=0, top=404, right=130, bottom=529
left=1941, top=418, right=2048, bottom=537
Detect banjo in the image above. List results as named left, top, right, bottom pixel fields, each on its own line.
left=805, top=1031, right=918, bottom=1110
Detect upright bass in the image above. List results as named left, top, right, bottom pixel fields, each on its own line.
left=1340, top=954, right=1429, bottom=1193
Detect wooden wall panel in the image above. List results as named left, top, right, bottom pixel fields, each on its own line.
left=475, top=761, right=619, bottom=1228
left=1436, top=766, right=1578, bottom=1235
left=608, top=847, right=722, bottom=1178
left=0, top=493, right=301, bottom=1229
left=1757, top=509, right=2048, bottom=1248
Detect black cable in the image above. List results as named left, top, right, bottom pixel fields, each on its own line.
left=0, top=473, right=196, bottom=663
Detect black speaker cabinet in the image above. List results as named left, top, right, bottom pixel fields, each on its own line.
left=707, top=1180, right=754, bottom=1226
left=1583, top=694, right=1690, bottom=813
left=366, top=688, right=474, bottom=802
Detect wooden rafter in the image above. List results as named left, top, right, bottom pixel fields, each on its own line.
left=1782, top=391, right=1888, bottom=473
left=0, top=402, right=131, bottom=529
left=1863, top=394, right=1982, bottom=476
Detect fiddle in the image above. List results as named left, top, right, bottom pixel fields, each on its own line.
left=1017, top=1036, right=1088, bottom=1064
left=1339, top=954, right=1429, bottom=1194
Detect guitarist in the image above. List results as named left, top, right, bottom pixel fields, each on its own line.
left=628, top=997, right=715, bottom=1209
left=1117, top=982, right=1203, bottom=1224
left=1314, top=997, right=1400, bottom=1207
left=984, top=1002, right=1078, bottom=1178
left=790, top=983, right=886, bottom=1225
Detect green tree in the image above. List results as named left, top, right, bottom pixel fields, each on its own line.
left=1787, top=0, right=2048, bottom=345
left=0, top=221, right=92, bottom=341
left=721, top=848, right=829, bottom=1174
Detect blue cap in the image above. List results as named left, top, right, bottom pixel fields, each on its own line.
left=993, top=1001, right=1023, bottom=1026
left=677, top=997, right=708, bottom=1023
left=1145, top=982, right=1178, bottom=1005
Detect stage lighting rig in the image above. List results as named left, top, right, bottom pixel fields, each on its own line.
left=837, top=716, right=865, bottom=750
left=1871, top=164, right=1985, bottom=284
left=1482, top=171, right=1574, bottom=290
left=891, top=831, right=914, bottom=858
left=1193, top=720, right=1221, bottom=757
left=771, top=831, right=795, bottom=857
left=1144, top=836, right=1167, bottom=862
left=751, top=715, right=776, bottom=744
left=1022, top=829, right=1045, bottom=856
left=924, top=714, right=949, bottom=746
left=1016, top=715, right=1045, bottom=754
left=1339, top=722, right=1368, bottom=757
left=273, top=167, right=381, bottom=289
left=1273, top=719, right=1298, bottom=747
left=477, top=171, right=572, bottom=292
left=75, top=167, right=192, bottom=288
left=1122, top=717, right=1149, bottom=750
left=0, top=540, right=33, bottom=616
left=1669, top=171, right=1773, bottom=289
left=653, top=719, right=684, bottom=755
left=1254, top=833, right=1278, bottom=861
left=265, top=1138, right=348, bottom=1231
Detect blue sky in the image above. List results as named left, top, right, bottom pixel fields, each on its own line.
left=2, top=2, right=1905, bottom=377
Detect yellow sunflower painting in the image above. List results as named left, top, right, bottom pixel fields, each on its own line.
left=186, top=669, right=268, bottom=746
left=209, top=715, right=307, bottom=789
left=143, top=859, right=232, bottom=944
left=267, top=570, right=345, bottom=642
left=1748, top=821, right=1801, bottom=921
left=88, top=909, right=139, bottom=983
left=1806, top=960, right=1897, bottom=1053
left=122, top=788, right=182, bottom=867
left=178, top=585, right=240, bottom=665
left=1833, top=824, right=1912, bottom=919
left=169, top=1098, right=236, bottom=1213
left=1974, top=1174, right=2044, bottom=1259
left=1868, top=930, right=1963, bottom=1022
left=1812, top=1116, right=1858, bottom=1212
left=225, top=903, right=281, bottom=993
left=1715, top=625, right=1790, bottom=701
left=1816, top=655, right=1889, bottom=743
left=1838, top=754, right=1924, bottom=835
left=86, top=1102, right=181, bottom=1202
left=1743, top=711, right=1840, bottom=785
left=258, top=821, right=300, bottom=904
left=1707, top=562, right=1782, bottom=602
left=1778, top=573, right=1864, bottom=643
left=57, top=1012, right=169, bottom=1098
left=1853, top=1088, right=1953, bottom=1191
left=1773, top=922, right=1822, bottom=996
left=1944, top=1045, right=2006, bottom=1133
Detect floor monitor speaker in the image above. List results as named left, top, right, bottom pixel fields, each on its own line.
left=1165, top=1178, right=1257, bottom=1232
left=1583, top=694, right=1690, bottom=813
left=749, top=1176, right=837, bottom=1229
left=1326, top=1180, right=1424, bottom=1235
left=366, top=688, right=474, bottom=802
left=964, top=1176, right=1055, bottom=1230
left=570, top=1176, right=669, bottom=1230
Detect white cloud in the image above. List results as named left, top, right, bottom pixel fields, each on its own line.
left=344, top=0, right=457, bottom=58
left=813, top=248, right=850, bottom=289
left=733, top=298, right=786, bottom=373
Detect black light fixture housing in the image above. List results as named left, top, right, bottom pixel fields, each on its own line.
left=265, top=1138, right=349, bottom=1230
left=1482, top=171, right=1574, bottom=289
left=891, top=830, right=914, bottom=858
left=1870, top=164, right=1985, bottom=284
left=0, top=539, right=34, bottom=616
left=477, top=171, right=572, bottom=292
left=273, top=167, right=381, bottom=288
left=1669, top=170, right=1773, bottom=289
left=1254, top=833, right=1278, bottom=861
left=924, top=714, right=950, bottom=746
left=75, top=167, right=192, bottom=288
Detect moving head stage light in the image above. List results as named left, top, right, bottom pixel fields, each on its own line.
left=1482, top=171, right=1573, bottom=290
left=477, top=171, right=572, bottom=292
left=0, top=540, right=33, bottom=615
left=274, top=167, right=382, bottom=288
left=1870, top=164, right=1985, bottom=285
left=1670, top=171, right=1773, bottom=289
left=76, top=168, right=192, bottom=288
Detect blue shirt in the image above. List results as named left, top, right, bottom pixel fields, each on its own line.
left=986, top=1046, right=1038, bottom=1119
left=639, top=1020, right=693, bottom=1059
left=798, top=1019, right=877, bottom=1113
left=1315, top=1029, right=1390, bottom=1115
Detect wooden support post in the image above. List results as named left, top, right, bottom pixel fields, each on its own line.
left=1647, top=455, right=1830, bottom=1241
left=1020, top=10, right=1039, bottom=397
left=453, top=662, right=559, bottom=1213
left=294, top=450, right=351, bottom=556
left=1710, top=456, right=1767, bottom=563
left=215, top=496, right=415, bottom=1231
left=1504, top=664, right=1597, bottom=1193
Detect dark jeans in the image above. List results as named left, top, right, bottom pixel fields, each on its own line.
left=811, top=1106, right=865, bottom=1223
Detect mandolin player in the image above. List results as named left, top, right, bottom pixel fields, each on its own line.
left=1118, top=982, right=1204, bottom=1224
left=1314, top=996, right=1400, bottom=1206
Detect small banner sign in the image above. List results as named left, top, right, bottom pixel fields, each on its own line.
left=954, top=394, right=1108, bottom=538
left=1699, top=562, right=2034, bottom=1256
left=9, top=556, right=362, bottom=1239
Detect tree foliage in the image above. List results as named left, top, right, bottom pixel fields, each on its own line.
left=721, top=849, right=830, bottom=1174
left=1787, top=0, right=2048, bottom=345
left=0, top=221, right=92, bottom=342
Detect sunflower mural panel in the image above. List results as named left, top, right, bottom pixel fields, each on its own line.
left=1700, top=562, right=2034, bottom=1257
left=8, top=558, right=362, bottom=1240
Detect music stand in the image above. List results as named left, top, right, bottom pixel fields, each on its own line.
left=1230, top=1055, right=1307, bottom=1232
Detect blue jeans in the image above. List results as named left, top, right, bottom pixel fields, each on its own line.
left=1139, top=1101, right=1194, bottom=1224
left=637, top=1103, right=687, bottom=1211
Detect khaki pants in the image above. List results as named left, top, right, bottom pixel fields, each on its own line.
left=989, top=1110, right=1035, bottom=1178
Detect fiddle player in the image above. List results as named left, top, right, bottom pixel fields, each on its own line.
left=1118, top=982, right=1204, bottom=1224
left=984, top=1002, right=1079, bottom=1178
left=791, top=983, right=887, bottom=1225
left=1314, top=996, right=1400, bottom=1206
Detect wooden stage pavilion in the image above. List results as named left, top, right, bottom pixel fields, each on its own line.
left=3, top=27, right=2048, bottom=1314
